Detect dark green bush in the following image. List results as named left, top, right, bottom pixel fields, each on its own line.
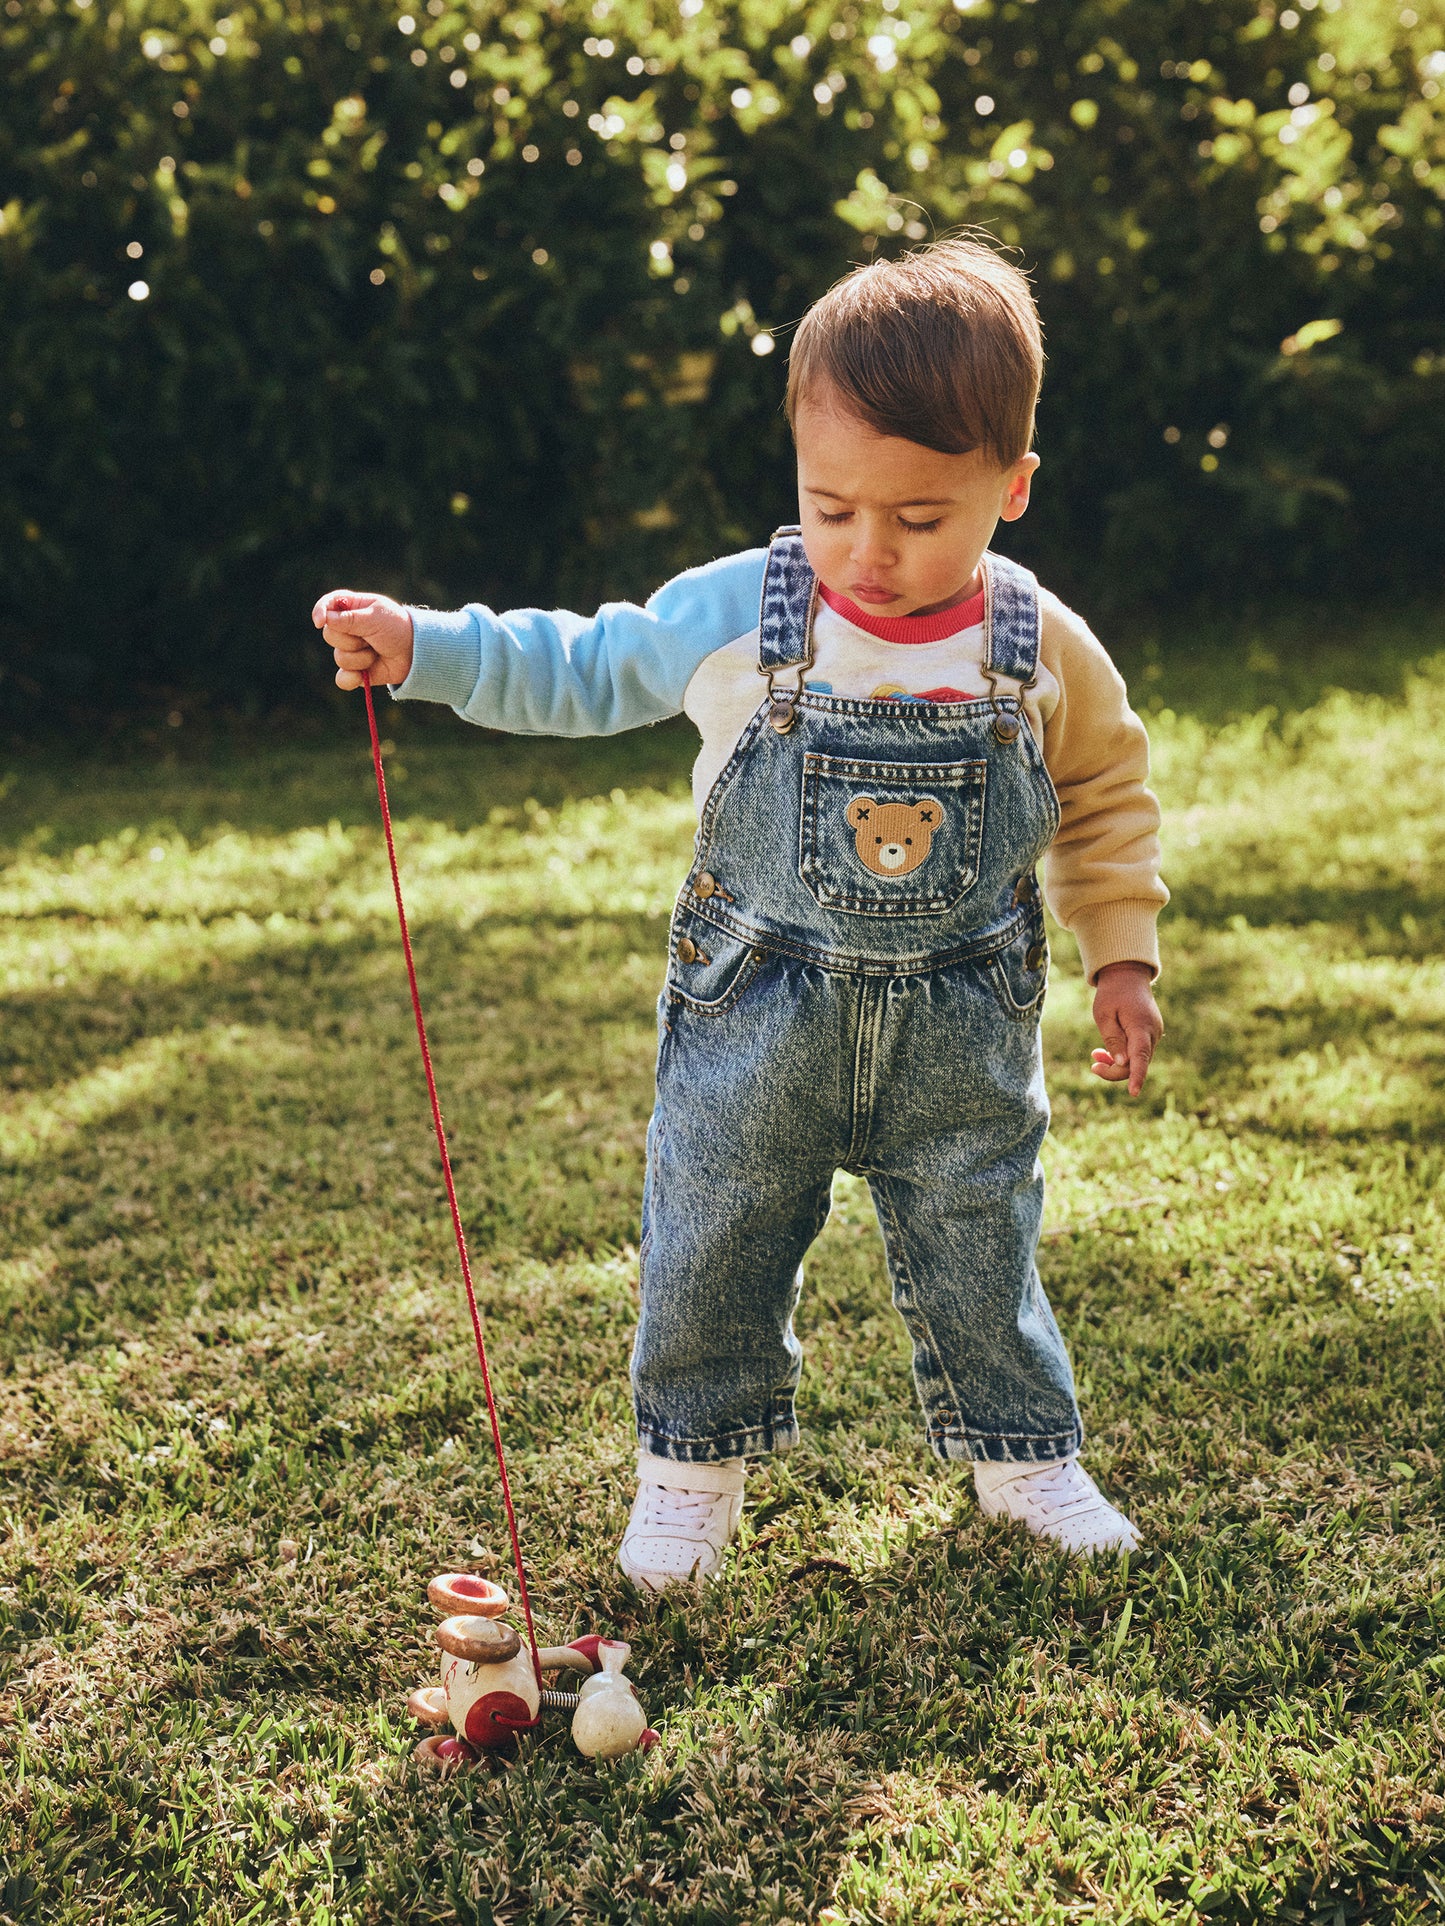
left=2, top=0, right=1442, bottom=720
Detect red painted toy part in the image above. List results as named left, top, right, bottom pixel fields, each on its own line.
left=464, top=1690, right=536, bottom=1752
left=435, top=1735, right=478, bottom=1762
left=565, top=1634, right=606, bottom=1672
left=450, top=1574, right=505, bottom=1603
left=415, top=1733, right=480, bottom=1769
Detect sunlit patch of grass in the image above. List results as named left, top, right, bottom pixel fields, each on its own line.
left=1, top=655, right=1443, bottom=1922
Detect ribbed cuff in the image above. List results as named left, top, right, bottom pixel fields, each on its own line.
left=389, top=607, right=485, bottom=707
left=1069, top=901, right=1162, bottom=985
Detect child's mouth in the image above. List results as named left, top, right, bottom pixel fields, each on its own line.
left=849, top=583, right=897, bottom=604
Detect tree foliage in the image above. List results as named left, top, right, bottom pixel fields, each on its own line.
left=2, top=0, right=1442, bottom=713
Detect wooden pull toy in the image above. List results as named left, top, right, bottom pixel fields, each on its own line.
left=408, top=1573, right=658, bottom=1768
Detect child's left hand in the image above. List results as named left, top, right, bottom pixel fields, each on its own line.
left=1090, top=962, right=1163, bottom=1096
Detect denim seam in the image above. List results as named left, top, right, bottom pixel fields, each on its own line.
left=932, top=1423, right=1084, bottom=1465
left=694, top=702, right=770, bottom=856
left=985, top=952, right=1049, bottom=1023
left=793, top=693, right=1024, bottom=722
left=639, top=1113, right=661, bottom=1271
left=844, top=979, right=884, bottom=1169
left=673, top=901, right=1035, bottom=979
left=871, top=1174, right=971, bottom=1437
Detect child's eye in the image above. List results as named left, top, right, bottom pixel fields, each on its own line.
left=816, top=509, right=852, bottom=526
left=899, top=517, right=943, bottom=535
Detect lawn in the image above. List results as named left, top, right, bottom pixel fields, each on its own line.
left=2, top=616, right=1444, bottom=1924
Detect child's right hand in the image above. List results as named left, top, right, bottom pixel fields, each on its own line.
left=312, top=589, right=415, bottom=690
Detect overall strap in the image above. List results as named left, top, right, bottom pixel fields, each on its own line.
left=757, top=527, right=817, bottom=673
left=982, top=550, right=1042, bottom=687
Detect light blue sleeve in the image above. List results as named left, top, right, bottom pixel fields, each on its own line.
left=390, top=547, right=768, bottom=736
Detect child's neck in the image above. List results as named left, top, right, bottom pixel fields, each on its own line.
left=819, top=571, right=985, bottom=645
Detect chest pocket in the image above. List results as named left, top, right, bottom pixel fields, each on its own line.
left=799, top=752, right=987, bottom=917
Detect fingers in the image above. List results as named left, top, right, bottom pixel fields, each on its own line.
left=1092, top=1003, right=1127, bottom=1076
left=1091, top=972, right=1163, bottom=1096
left=1090, top=1024, right=1158, bottom=1094
left=1125, top=1024, right=1157, bottom=1097
left=312, top=590, right=374, bottom=628
left=321, top=615, right=381, bottom=657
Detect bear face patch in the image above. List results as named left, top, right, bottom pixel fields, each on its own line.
left=844, top=795, right=947, bottom=877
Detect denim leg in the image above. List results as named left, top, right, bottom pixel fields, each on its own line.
left=861, top=960, right=1082, bottom=1464
left=632, top=956, right=848, bottom=1463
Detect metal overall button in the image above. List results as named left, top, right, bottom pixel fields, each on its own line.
left=981, top=663, right=1030, bottom=746
left=769, top=691, right=800, bottom=734
left=759, top=656, right=810, bottom=736
left=667, top=930, right=762, bottom=1014
left=692, top=871, right=717, bottom=900
left=1025, top=942, right=1047, bottom=972
left=1012, top=874, right=1036, bottom=907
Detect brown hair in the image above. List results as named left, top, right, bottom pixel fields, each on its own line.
left=785, top=234, right=1044, bottom=466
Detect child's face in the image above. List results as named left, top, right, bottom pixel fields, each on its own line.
left=793, top=387, right=1039, bottom=618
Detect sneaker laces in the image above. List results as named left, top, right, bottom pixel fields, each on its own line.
left=636, top=1484, right=724, bottom=1534
left=1001, top=1459, right=1106, bottom=1519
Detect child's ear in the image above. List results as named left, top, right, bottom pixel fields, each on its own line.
left=999, top=453, right=1040, bottom=524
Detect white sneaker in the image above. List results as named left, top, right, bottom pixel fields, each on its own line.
left=974, top=1456, right=1141, bottom=1557
left=618, top=1452, right=745, bottom=1593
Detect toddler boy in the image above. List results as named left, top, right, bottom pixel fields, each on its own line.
left=315, top=237, right=1166, bottom=1584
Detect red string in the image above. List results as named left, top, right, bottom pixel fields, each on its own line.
left=362, top=673, right=542, bottom=1704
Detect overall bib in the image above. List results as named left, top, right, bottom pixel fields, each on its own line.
left=633, top=531, right=1083, bottom=1467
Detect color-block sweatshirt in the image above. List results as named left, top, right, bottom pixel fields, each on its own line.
left=395, top=546, right=1167, bottom=982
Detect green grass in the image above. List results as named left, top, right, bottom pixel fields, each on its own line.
left=3, top=625, right=1445, bottom=1924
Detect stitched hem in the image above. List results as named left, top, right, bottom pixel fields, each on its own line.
left=636, top=1415, right=799, bottom=1463
left=929, top=1424, right=1084, bottom=1466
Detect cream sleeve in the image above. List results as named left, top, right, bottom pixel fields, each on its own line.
left=1036, top=594, right=1168, bottom=983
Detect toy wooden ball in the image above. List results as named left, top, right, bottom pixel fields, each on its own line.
left=569, top=1639, right=648, bottom=1761
left=435, top=1627, right=540, bottom=1755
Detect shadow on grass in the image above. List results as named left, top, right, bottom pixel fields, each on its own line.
left=0, top=714, right=700, bottom=858
left=1166, top=878, right=1443, bottom=948
left=5, top=872, right=1444, bottom=1368
left=1112, top=599, right=1445, bottom=726
left=7, top=612, right=1445, bottom=857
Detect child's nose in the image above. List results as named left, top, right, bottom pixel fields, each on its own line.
left=850, top=521, right=898, bottom=567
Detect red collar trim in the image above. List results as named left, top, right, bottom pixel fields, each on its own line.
left=818, top=580, right=986, bottom=644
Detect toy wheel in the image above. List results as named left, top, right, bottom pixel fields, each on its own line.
left=407, top=1685, right=450, bottom=1727
left=435, top=1614, right=523, bottom=1664
left=413, top=1733, right=476, bottom=1772
left=428, top=1573, right=509, bottom=1618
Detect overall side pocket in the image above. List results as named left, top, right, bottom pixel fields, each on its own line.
left=985, top=913, right=1050, bottom=1021
left=665, top=910, right=766, bottom=1016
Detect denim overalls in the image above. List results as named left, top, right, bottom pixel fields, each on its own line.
left=633, top=530, right=1084, bottom=1467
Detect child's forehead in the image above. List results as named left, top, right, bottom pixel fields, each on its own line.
left=793, top=392, right=991, bottom=499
